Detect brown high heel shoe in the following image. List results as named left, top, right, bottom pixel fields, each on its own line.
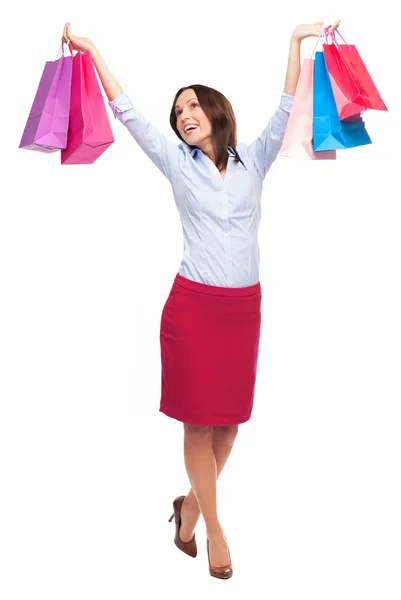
left=168, top=495, right=197, bottom=558
left=207, top=535, right=233, bottom=579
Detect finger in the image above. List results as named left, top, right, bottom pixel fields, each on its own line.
left=63, top=23, right=70, bottom=44
left=330, top=19, right=341, bottom=32
left=68, top=37, right=77, bottom=51
left=67, top=30, right=77, bottom=43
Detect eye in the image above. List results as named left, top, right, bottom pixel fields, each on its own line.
left=176, top=103, right=198, bottom=117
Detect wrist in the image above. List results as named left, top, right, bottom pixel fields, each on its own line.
left=290, top=34, right=301, bottom=45
left=89, top=45, right=101, bottom=62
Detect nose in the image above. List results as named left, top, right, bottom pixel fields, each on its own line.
left=180, top=109, right=192, bottom=124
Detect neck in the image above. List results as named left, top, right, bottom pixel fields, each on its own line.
left=196, top=139, right=217, bottom=164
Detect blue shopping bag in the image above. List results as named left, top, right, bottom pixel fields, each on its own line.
left=313, top=51, right=372, bottom=152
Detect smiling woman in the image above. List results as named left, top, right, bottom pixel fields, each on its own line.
left=170, top=84, right=242, bottom=175
left=60, top=19, right=342, bottom=579
left=107, top=75, right=293, bottom=577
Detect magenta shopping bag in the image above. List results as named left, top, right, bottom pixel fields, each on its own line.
left=61, top=48, right=114, bottom=164
left=19, top=43, right=73, bottom=152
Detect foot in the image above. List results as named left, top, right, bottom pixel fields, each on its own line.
left=207, top=529, right=230, bottom=568
left=179, top=495, right=201, bottom=543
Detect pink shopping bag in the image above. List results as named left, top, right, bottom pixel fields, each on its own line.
left=19, top=43, right=73, bottom=152
left=61, top=47, right=114, bottom=164
left=280, top=56, right=336, bottom=160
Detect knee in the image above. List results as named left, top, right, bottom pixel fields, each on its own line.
left=212, top=425, right=239, bottom=446
left=183, top=423, right=213, bottom=439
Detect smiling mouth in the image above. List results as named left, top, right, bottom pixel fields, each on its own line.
left=184, top=127, right=198, bottom=135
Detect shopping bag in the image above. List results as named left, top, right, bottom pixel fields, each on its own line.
left=19, top=46, right=73, bottom=152
left=61, top=49, right=114, bottom=164
left=313, top=51, right=372, bottom=152
left=330, top=29, right=388, bottom=115
left=280, top=58, right=336, bottom=160
left=322, top=37, right=369, bottom=120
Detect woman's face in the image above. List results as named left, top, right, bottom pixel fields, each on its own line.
left=174, top=89, right=213, bottom=147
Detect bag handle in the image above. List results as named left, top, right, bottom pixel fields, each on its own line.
left=54, top=39, right=74, bottom=60
left=324, top=28, right=352, bottom=51
left=309, top=25, right=351, bottom=59
left=310, top=25, right=331, bottom=58
left=61, top=40, right=74, bottom=55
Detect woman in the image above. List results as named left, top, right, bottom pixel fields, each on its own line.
left=62, top=19, right=340, bottom=580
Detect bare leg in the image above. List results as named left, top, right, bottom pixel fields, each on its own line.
left=180, top=424, right=238, bottom=566
left=180, top=424, right=239, bottom=538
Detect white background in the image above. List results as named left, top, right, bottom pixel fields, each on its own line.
left=1, top=1, right=400, bottom=598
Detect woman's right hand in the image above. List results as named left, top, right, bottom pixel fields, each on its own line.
left=62, top=22, right=95, bottom=53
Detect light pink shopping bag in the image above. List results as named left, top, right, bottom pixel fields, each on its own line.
left=280, top=57, right=336, bottom=160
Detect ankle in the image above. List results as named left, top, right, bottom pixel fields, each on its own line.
left=206, top=524, right=224, bottom=539
left=184, top=494, right=201, bottom=513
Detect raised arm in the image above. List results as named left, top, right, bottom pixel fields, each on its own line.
left=247, top=20, right=341, bottom=180
left=247, top=91, right=294, bottom=180
left=62, top=23, right=180, bottom=183
left=106, top=91, right=180, bottom=184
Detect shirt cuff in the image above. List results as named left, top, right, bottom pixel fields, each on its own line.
left=280, top=90, right=294, bottom=112
left=109, top=92, right=134, bottom=121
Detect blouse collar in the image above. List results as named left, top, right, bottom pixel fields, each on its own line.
left=189, top=145, right=236, bottom=158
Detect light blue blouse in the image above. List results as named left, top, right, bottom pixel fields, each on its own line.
left=109, top=90, right=294, bottom=287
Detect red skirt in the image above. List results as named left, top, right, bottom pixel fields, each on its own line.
left=159, top=273, right=262, bottom=426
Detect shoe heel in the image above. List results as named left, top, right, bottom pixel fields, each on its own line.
left=169, top=495, right=197, bottom=558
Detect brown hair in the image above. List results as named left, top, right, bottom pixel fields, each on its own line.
left=169, top=84, right=241, bottom=172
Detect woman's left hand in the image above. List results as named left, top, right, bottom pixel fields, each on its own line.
left=291, top=19, right=341, bottom=43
